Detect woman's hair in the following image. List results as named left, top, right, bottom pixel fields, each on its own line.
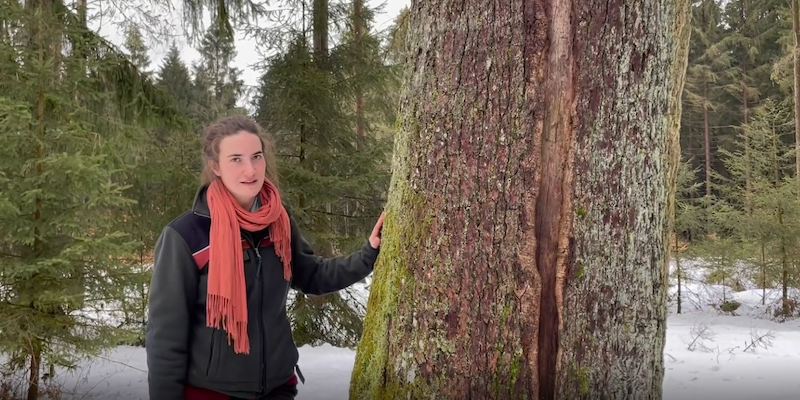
left=199, top=115, right=280, bottom=189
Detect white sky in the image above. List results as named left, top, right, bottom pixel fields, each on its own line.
left=92, top=0, right=410, bottom=98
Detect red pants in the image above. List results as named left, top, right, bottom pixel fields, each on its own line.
left=184, top=375, right=298, bottom=400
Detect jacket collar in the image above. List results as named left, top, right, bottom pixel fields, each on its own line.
left=192, top=185, right=211, bottom=218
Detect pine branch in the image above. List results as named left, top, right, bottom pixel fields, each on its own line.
left=306, top=208, right=376, bottom=219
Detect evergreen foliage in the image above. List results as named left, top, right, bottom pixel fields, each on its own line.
left=719, top=100, right=800, bottom=315
left=0, top=1, right=155, bottom=396
left=156, top=43, right=194, bottom=117
left=124, top=24, right=150, bottom=73
left=0, top=0, right=200, bottom=395
left=252, top=1, right=396, bottom=346
left=191, top=19, right=245, bottom=124
left=678, top=0, right=800, bottom=320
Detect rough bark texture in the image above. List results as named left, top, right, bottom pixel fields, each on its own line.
left=351, top=1, right=689, bottom=399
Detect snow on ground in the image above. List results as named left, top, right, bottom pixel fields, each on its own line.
left=45, top=343, right=355, bottom=399
left=51, top=312, right=800, bottom=400
left=664, top=312, right=800, bottom=400
left=7, top=260, right=798, bottom=399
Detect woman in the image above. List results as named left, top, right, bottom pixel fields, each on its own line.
left=146, top=116, right=384, bottom=400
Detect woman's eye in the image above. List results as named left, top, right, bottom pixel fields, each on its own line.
left=253, top=154, right=263, bottom=160
left=231, top=157, right=241, bottom=163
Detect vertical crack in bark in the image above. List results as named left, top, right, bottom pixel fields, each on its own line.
left=534, top=0, right=574, bottom=398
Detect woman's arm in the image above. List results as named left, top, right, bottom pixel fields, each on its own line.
left=289, top=214, right=382, bottom=295
left=146, top=226, right=197, bottom=400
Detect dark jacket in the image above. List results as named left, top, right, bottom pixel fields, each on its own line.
left=146, top=187, right=378, bottom=399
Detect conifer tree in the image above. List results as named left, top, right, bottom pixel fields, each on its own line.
left=252, top=1, right=395, bottom=346
left=0, top=5, right=142, bottom=398
left=124, top=24, right=150, bottom=73
left=681, top=0, right=733, bottom=199
left=720, top=100, right=800, bottom=316
left=1, top=0, right=183, bottom=396
left=157, top=43, right=194, bottom=116
left=192, top=20, right=244, bottom=123
left=674, top=159, right=703, bottom=314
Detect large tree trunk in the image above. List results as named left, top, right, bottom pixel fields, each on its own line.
left=351, top=0, right=690, bottom=399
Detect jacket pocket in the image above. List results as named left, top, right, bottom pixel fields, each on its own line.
left=206, top=326, right=260, bottom=385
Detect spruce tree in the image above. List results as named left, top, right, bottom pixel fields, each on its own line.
left=192, top=20, right=244, bottom=123
left=0, top=5, right=141, bottom=398
left=124, top=24, right=150, bottom=73
left=720, top=100, right=800, bottom=317
left=252, top=1, right=396, bottom=346
left=673, top=159, right=703, bottom=314
left=681, top=0, right=734, bottom=199
left=156, top=43, right=194, bottom=116
left=1, top=0, right=186, bottom=396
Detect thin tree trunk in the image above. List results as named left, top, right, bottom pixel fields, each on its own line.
left=28, top=3, right=51, bottom=394
left=299, top=124, right=306, bottom=209
left=354, top=0, right=366, bottom=143
left=77, top=0, right=87, bottom=27
left=352, top=0, right=690, bottom=398
left=312, top=0, right=328, bottom=64
left=742, top=1, right=752, bottom=209
left=703, top=81, right=712, bottom=198
left=722, top=273, right=727, bottom=303
left=676, top=238, right=682, bottom=315
left=26, top=340, right=41, bottom=400
left=761, top=242, right=766, bottom=306
left=779, top=209, right=789, bottom=316
left=793, top=0, right=800, bottom=181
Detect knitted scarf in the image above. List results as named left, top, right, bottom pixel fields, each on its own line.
left=206, top=179, right=292, bottom=354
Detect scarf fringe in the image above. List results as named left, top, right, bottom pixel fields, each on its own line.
left=207, top=294, right=250, bottom=354
left=206, top=180, right=291, bottom=356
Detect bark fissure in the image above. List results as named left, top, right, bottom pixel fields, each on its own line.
left=534, top=0, right=574, bottom=398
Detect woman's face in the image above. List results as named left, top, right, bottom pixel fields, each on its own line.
left=211, top=131, right=266, bottom=209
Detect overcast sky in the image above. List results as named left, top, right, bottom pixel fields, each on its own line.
left=92, top=0, right=410, bottom=100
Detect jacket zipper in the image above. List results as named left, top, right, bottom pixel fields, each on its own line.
left=251, top=239, right=266, bottom=394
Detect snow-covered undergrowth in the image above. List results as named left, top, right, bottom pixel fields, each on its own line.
left=664, top=259, right=800, bottom=400
left=2, top=260, right=797, bottom=399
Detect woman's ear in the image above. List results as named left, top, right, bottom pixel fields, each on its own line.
left=209, top=160, right=221, bottom=177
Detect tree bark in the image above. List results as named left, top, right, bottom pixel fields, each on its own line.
left=26, top=340, right=41, bottom=400
left=312, top=0, right=328, bottom=64
left=351, top=0, right=690, bottom=399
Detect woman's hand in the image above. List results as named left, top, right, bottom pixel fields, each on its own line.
left=369, top=212, right=386, bottom=249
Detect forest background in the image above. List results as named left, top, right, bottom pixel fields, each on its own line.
left=0, top=0, right=799, bottom=398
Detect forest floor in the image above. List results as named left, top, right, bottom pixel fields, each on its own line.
left=5, top=260, right=799, bottom=399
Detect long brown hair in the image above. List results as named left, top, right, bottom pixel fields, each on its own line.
left=200, top=115, right=280, bottom=190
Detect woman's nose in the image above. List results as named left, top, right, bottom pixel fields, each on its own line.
left=243, top=160, right=255, bottom=176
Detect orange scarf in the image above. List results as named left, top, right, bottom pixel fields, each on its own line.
left=206, top=179, right=292, bottom=354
